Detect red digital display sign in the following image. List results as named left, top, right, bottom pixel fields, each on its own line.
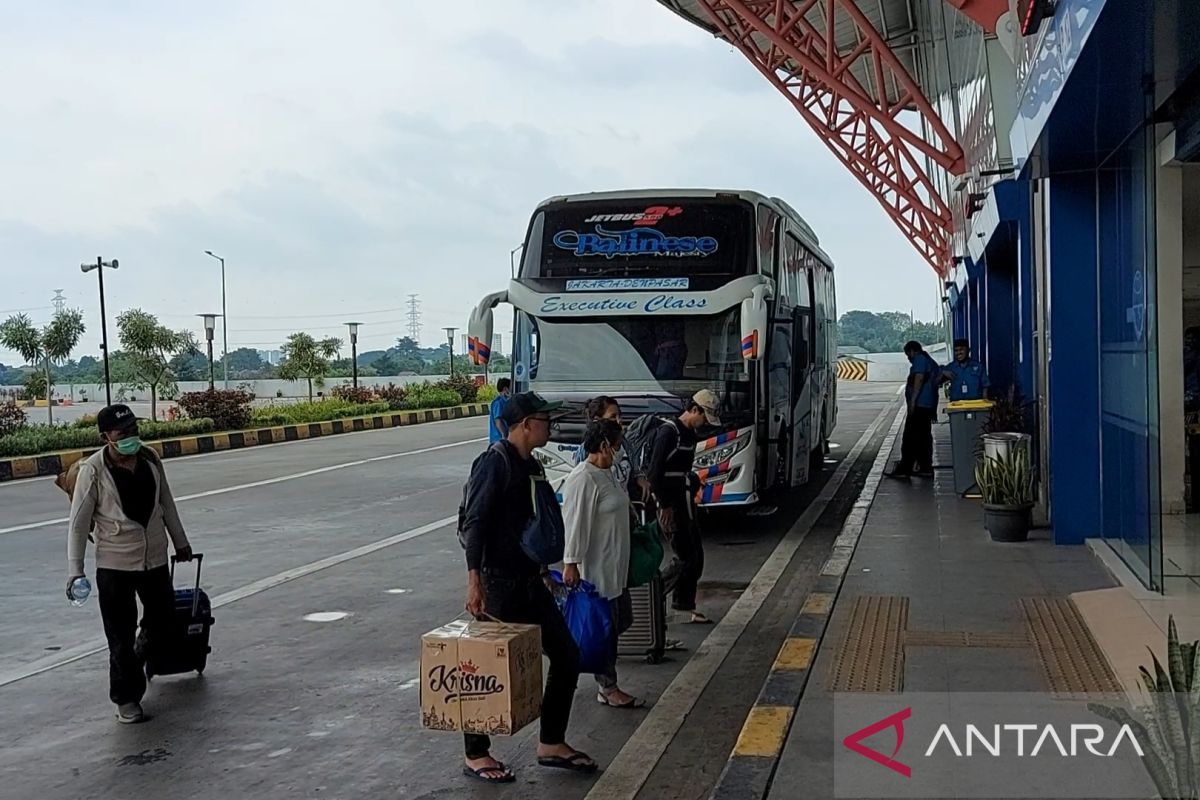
left=1017, top=0, right=1055, bottom=36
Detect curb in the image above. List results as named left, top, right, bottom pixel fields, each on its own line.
left=709, top=404, right=905, bottom=800
left=0, top=402, right=489, bottom=483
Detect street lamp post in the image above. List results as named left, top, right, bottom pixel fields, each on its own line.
left=199, top=314, right=219, bottom=390
left=345, top=322, right=361, bottom=389
left=444, top=327, right=458, bottom=378
left=80, top=256, right=119, bottom=406
left=203, top=251, right=228, bottom=389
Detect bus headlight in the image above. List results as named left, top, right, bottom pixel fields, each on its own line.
left=693, top=434, right=751, bottom=470
left=535, top=447, right=572, bottom=471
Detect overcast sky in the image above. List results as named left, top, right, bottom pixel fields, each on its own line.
left=0, top=0, right=941, bottom=364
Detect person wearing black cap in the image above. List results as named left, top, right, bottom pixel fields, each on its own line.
left=458, top=391, right=597, bottom=783
left=66, top=404, right=193, bottom=724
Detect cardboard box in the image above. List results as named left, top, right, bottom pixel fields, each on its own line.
left=420, top=619, right=542, bottom=736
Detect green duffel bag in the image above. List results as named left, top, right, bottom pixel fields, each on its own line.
left=628, top=518, right=665, bottom=588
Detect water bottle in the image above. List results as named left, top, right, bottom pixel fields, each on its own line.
left=68, top=576, right=91, bottom=607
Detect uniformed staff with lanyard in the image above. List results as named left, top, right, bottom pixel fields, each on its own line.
left=940, top=339, right=990, bottom=401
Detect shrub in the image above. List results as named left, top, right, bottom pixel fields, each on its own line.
left=0, top=426, right=100, bottom=457
left=73, top=414, right=98, bottom=430
left=477, top=384, right=498, bottom=404
left=375, top=382, right=408, bottom=409
left=0, top=417, right=216, bottom=457
left=0, top=402, right=27, bottom=437
left=330, top=384, right=375, bottom=404
left=436, top=374, right=478, bottom=404
left=400, top=387, right=462, bottom=410
left=249, top=399, right=392, bottom=427
left=177, top=389, right=253, bottom=431
left=140, top=418, right=216, bottom=440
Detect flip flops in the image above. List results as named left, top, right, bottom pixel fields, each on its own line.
left=597, top=692, right=647, bottom=709
left=463, top=762, right=516, bottom=783
left=537, top=751, right=598, bottom=773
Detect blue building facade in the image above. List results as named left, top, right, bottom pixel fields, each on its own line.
left=932, top=0, right=1200, bottom=590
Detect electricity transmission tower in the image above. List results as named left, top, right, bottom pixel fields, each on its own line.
left=51, top=290, right=66, bottom=313
left=406, top=294, right=422, bottom=343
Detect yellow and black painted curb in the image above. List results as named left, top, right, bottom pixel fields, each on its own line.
left=0, top=402, right=489, bottom=483
left=836, top=359, right=867, bottom=381
left=709, top=405, right=903, bottom=800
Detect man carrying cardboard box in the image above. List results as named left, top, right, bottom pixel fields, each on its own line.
left=459, top=391, right=597, bottom=783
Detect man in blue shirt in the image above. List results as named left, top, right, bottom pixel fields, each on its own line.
left=488, top=378, right=512, bottom=444
left=940, top=339, right=990, bottom=401
left=887, top=340, right=939, bottom=480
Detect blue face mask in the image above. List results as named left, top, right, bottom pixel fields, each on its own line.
left=114, top=436, right=142, bottom=456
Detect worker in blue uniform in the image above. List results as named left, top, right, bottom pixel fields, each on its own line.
left=886, top=340, right=940, bottom=480
left=939, top=339, right=990, bottom=401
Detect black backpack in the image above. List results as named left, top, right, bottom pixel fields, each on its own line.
left=457, top=442, right=512, bottom=550
left=625, top=414, right=673, bottom=479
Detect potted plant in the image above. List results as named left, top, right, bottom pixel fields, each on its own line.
left=975, top=443, right=1034, bottom=542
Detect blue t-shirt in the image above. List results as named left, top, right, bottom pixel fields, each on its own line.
left=942, top=358, right=990, bottom=401
left=907, top=352, right=939, bottom=409
left=489, top=395, right=509, bottom=443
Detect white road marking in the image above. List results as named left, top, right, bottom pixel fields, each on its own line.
left=0, top=438, right=483, bottom=536
left=0, top=415, right=486, bottom=491
left=303, top=612, right=350, bottom=623
left=386, top=588, right=410, bottom=594
left=0, top=514, right=456, bottom=688
left=585, top=400, right=902, bottom=800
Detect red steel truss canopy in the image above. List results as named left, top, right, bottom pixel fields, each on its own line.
left=658, top=0, right=965, bottom=276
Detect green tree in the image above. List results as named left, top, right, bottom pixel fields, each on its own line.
left=278, top=333, right=342, bottom=401
left=169, top=350, right=210, bottom=382
left=116, top=309, right=196, bottom=419
left=219, top=347, right=266, bottom=376
left=837, top=310, right=943, bottom=353
left=0, top=310, right=86, bottom=423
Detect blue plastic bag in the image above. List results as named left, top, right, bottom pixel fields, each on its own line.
left=549, top=571, right=613, bottom=675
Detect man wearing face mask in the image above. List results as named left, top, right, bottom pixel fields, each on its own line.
left=66, top=404, right=193, bottom=724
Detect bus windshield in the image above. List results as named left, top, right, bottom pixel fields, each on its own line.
left=514, top=309, right=754, bottom=424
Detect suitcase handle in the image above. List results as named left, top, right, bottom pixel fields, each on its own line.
left=631, top=501, right=647, bottom=526
left=171, top=553, right=204, bottom=617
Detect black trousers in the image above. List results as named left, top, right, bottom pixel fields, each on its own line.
left=464, top=572, right=580, bottom=759
left=96, top=565, right=175, bottom=705
left=660, top=495, right=704, bottom=612
left=897, top=406, right=936, bottom=474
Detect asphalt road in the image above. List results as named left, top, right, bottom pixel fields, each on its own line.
left=0, top=382, right=900, bottom=800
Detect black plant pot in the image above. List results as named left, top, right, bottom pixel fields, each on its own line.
left=983, top=503, right=1033, bottom=542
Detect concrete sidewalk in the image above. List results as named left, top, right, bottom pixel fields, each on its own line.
left=752, top=419, right=1131, bottom=797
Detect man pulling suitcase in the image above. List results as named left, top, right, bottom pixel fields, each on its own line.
left=66, top=404, right=196, bottom=724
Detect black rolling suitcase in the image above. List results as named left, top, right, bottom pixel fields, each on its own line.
left=619, top=503, right=669, bottom=664
left=144, top=554, right=214, bottom=679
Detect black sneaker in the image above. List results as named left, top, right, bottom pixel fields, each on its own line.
left=884, top=466, right=912, bottom=481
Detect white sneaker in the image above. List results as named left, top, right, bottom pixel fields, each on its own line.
left=116, top=702, right=145, bottom=724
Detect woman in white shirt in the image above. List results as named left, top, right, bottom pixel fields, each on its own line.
left=574, top=396, right=649, bottom=502
left=562, top=418, right=645, bottom=709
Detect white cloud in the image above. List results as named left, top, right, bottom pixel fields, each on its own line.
left=0, top=0, right=940, bottom=363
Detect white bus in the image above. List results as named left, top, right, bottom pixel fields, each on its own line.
left=468, top=188, right=837, bottom=508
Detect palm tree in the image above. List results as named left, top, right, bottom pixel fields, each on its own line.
left=0, top=311, right=86, bottom=424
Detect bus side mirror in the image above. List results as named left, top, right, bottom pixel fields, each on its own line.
left=740, top=293, right=767, bottom=362
left=467, top=306, right=495, bottom=366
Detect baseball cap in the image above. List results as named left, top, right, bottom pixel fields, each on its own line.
left=500, top=391, right=565, bottom=425
left=692, top=389, right=721, bottom=426
left=97, top=404, right=138, bottom=434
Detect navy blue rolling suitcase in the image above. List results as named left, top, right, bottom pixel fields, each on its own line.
left=143, top=553, right=214, bottom=679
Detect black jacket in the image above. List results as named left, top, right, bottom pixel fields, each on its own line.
left=460, top=441, right=541, bottom=577
left=646, top=419, right=699, bottom=503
